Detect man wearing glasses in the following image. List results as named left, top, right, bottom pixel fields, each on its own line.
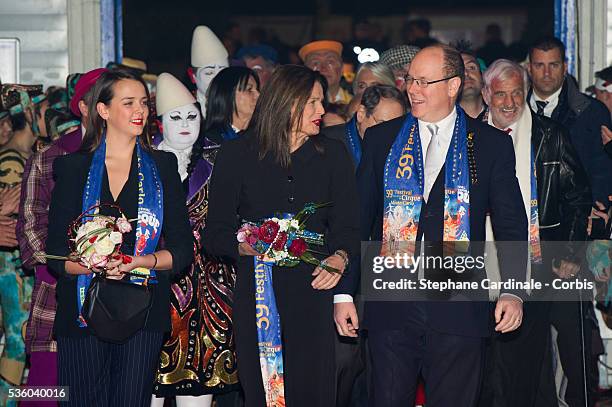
left=335, top=44, right=528, bottom=406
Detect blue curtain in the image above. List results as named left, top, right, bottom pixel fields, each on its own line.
left=555, top=0, right=577, bottom=77
left=100, top=0, right=123, bottom=66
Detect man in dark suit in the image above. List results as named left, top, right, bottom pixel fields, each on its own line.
left=324, top=84, right=406, bottom=171
left=324, top=84, right=406, bottom=407
left=479, top=59, right=593, bottom=407
left=334, top=44, right=528, bottom=406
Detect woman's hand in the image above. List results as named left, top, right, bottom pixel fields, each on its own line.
left=311, top=254, right=345, bottom=290
left=118, top=255, right=142, bottom=275
left=103, top=256, right=125, bottom=280
left=238, top=242, right=260, bottom=256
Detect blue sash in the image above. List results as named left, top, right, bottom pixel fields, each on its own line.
left=254, top=258, right=285, bottom=406
left=254, top=211, right=294, bottom=406
left=530, top=146, right=542, bottom=264
left=345, top=115, right=362, bottom=168
left=76, top=135, right=164, bottom=327
left=382, top=107, right=470, bottom=256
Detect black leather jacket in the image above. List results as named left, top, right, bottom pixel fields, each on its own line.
left=532, top=111, right=591, bottom=260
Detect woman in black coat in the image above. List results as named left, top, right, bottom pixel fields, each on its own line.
left=46, top=69, right=192, bottom=407
left=203, top=65, right=360, bottom=406
left=201, top=66, right=260, bottom=144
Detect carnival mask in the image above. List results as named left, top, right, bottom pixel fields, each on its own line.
left=161, top=103, right=200, bottom=150
left=195, top=64, right=228, bottom=96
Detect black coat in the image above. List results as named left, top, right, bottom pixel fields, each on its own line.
left=202, top=133, right=360, bottom=405
left=354, top=114, right=528, bottom=337
left=202, top=133, right=360, bottom=293
left=531, top=112, right=591, bottom=260
left=530, top=78, right=612, bottom=203
left=46, top=147, right=193, bottom=337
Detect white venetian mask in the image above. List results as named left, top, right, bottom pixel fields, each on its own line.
left=161, top=103, right=201, bottom=150
left=195, top=64, right=228, bottom=95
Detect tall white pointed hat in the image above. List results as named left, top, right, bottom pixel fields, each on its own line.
left=155, top=73, right=196, bottom=116
left=191, top=25, right=228, bottom=68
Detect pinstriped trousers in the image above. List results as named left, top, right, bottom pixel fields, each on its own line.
left=57, top=331, right=163, bottom=407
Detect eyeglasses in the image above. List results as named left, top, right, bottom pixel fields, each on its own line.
left=307, top=59, right=342, bottom=71
left=403, top=74, right=458, bottom=88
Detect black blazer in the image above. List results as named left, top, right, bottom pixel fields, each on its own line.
left=202, top=133, right=360, bottom=294
left=46, top=147, right=193, bottom=337
left=352, top=114, right=528, bottom=336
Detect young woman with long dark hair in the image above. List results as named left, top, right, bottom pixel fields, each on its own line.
left=46, top=69, right=192, bottom=406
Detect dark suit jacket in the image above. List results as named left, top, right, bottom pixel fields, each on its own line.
left=349, top=114, right=528, bottom=337
left=46, top=147, right=193, bottom=337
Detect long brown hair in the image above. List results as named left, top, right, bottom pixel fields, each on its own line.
left=80, top=69, right=153, bottom=153
left=249, top=65, right=327, bottom=168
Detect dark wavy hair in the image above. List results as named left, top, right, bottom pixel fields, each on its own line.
left=249, top=65, right=327, bottom=168
left=186, top=101, right=209, bottom=177
left=529, top=36, right=566, bottom=62
left=80, top=69, right=153, bottom=153
left=204, top=66, right=260, bottom=133
left=361, top=85, right=408, bottom=116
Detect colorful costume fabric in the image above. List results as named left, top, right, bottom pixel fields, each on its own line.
left=0, top=149, right=33, bottom=406
left=0, top=149, right=27, bottom=187
left=154, top=138, right=239, bottom=396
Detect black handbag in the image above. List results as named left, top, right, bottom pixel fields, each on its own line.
left=82, top=276, right=153, bottom=344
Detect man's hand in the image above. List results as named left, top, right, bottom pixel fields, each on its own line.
left=587, top=197, right=611, bottom=236
left=334, top=301, right=359, bottom=337
left=552, top=259, right=580, bottom=279
left=0, top=186, right=20, bottom=216
left=494, top=295, right=523, bottom=333
left=602, top=125, right=612, bottom=145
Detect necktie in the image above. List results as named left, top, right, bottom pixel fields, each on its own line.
left=535, top=100, right=548, bottom=116
left=503, top=128, right=512, bottom=135
left=425, top=124, right=439, bottom=160
left=424, top=124, right=441, bottom=202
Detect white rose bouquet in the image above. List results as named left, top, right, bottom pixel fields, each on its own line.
left=47, top=203, right=134, bottom=269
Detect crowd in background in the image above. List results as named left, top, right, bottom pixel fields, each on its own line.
left=0, top=15, right=610, bottom=407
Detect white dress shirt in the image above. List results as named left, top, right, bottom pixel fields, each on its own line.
left=529, top=86, right=562, bottom=118
left=419, top=108, right=458, bottom=201
left=334, top=108, right=458, bottom=304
